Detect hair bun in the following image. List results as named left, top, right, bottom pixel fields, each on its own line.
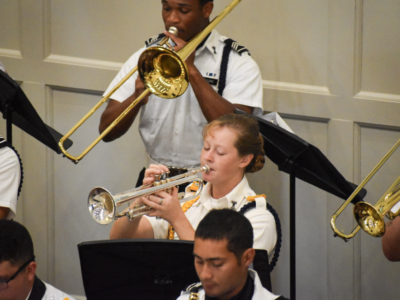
left=247, top=152, right=265, bottom=173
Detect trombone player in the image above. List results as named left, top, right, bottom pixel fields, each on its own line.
left=98, top=0, right=263, bottom=183
left=382, top=204, right=400, bottom=261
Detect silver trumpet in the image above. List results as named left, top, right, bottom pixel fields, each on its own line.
left=88, top=165, right=210, bottom=225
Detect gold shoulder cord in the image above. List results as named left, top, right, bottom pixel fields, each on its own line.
left=189, top=292, right=199, bottom=300
left=167, top=194, right=201, bottom=240
left=246, top=194, right=266, bottom=202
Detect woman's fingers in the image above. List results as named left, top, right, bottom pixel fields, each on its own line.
left=141, top=195, right=161, bottom=209
left=143, top=164, right=170, bottom=185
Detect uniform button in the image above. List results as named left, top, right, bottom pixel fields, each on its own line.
left=175, top=131, right=178, bottom=134
left=173, top=153, right=177, bottom=157
left=177, top=108, right=181, bottom=112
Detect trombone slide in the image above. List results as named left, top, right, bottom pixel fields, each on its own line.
left=330, top=138, right=400, bottom=241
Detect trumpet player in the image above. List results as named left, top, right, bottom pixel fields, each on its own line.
left=110, top=114, right=277, bottom=254
left=99, top=0, right=263, bottom=184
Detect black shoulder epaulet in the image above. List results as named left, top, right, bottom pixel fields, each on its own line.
left=223, top=38, right=251, bottom=56
left=185, top=282, right=203, bottom=292
left=144, top=33, right=166, bottom=47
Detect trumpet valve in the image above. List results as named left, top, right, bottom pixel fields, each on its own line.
left=154, top=174, right=161, bottom=186
left=127, top=204, right=155, bottom=220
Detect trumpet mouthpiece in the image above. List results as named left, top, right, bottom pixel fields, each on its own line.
left=202, top=165, right=210, bottom=173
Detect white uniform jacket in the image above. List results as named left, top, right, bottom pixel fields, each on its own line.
left=26, top=277, right=76, bottom=300
left=176, top=269, right=281, bottom=300
left=145, top=176, right=277, bottom=253
left=42, top=282, right=76, bottom=300
left=0, top=138, right=21, bottom=219
left=104, top=30, right=263, bottom=168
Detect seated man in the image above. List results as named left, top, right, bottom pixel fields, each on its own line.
left=177, top=209, right=289, bottom=300
left=0, top=136, right=21, bottom=220
left=0, top=220, right=76, bottom=300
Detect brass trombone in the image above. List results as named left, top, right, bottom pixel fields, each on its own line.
left=58, top=0, right=243, bottom=164
left=330, top=138, right=400, bottom=241
left=88, top=165, right=210, bottom=225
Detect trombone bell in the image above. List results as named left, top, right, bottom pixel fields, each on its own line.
left=138, top=47, right=189, bottom=98
left=353, top=176, right=400, bottom=237
left=330, top=138, right=400, bottom=241
left=354, top=202, right=386, bottom=237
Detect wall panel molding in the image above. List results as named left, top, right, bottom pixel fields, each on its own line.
left=43, top=0, right=51, bottom=59
left=47, top=84, right=103, bottom=97
left=354, top=91, right=400, bottom=103
left=45, top=85, right=55, bottom=283
left=357, top=122, right=400, bottom=132
left=353, top=0, right=364, bottom=95
left=44, top=54, right=123, bottom=71
left=263, top=80, right=331, bottom=96
left=280, top=112, right=330, bottom=124
left=0, top=48, right=22, bottom=58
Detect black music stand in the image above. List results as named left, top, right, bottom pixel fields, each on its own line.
left=78, top=239, right=199, bottom=300
left=0, top=70, right=72, bottom=152
left=235, top=110, right=366, bottom=300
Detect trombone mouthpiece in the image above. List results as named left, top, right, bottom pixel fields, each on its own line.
left=168, top=27, right=179, bottom=37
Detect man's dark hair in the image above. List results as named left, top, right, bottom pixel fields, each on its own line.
left=0, top=220, right=34, bottom=266
left=195, top=209, right=253, bottom=261
left=200, top=0, right=213, bottom=6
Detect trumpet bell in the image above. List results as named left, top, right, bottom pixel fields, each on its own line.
left=138, top=47, right=189, bottom=99
left=88, top=187, right=116, bottom=225
left=354, top=202, right=386, bottom=237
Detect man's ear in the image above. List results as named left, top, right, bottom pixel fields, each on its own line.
left=239, top=154, right=254, bottom=169
left=26, top=262, right=37, bottom=281
left=242, top=248, right=255, bottom=267
left=202, top=2, right=213, bottom=19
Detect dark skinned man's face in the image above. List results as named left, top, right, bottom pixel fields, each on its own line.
left=161, top=0, right=213, bottom=41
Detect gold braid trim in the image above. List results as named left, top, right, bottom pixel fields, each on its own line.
left=168, top=195, right=201, bottom=240
left=188, top=181, right=200, bottom=192
left=246, top=194, right=266, bottom=202
left=189, top=292, right=199, bottom=299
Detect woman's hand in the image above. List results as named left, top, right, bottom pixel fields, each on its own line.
left=140, top=184, right=196, bottom=241
left=143, top=164, right=170, bottom=186
left=141, top=187, right=184, bottom=224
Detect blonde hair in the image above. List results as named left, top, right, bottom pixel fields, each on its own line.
left=203, top=114, right=265, bottom=173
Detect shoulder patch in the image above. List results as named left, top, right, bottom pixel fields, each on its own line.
left=224, top=38, right=251, bottom=56
left=185, top=282, right=203, bottom=292
left=144, top=33, right=166, bottom=47
left=189, top=181, right=200, bottom=192
left=246, top=194, right=266, bottom=202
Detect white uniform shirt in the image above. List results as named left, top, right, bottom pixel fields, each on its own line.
left=176, top=269, right=281, bottom=300
left=145, top=176, right=277, bottom=253
left=104, top=30, right=263, bottom=167
left=0, top=143, right=21, bottom=220
left=42, top=282, right=76, bottom=300
left=25, top=281, right=76, bottom=300
left=0, top=61, right=6, bottom=73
